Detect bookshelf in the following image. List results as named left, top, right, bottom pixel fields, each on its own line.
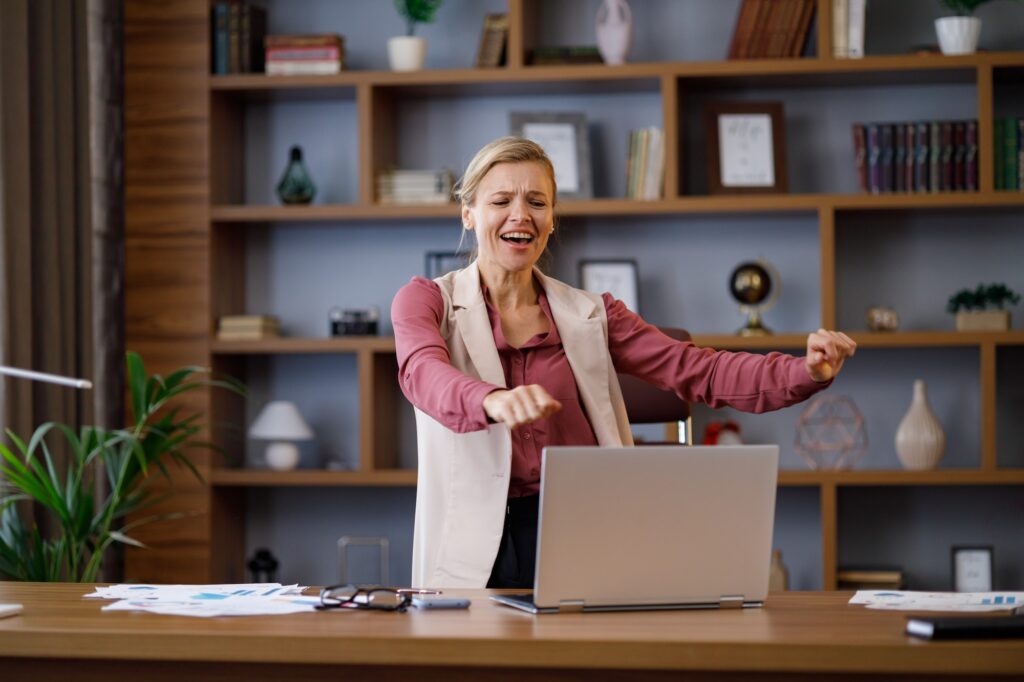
left=125, top=0, right=1024, bottom=588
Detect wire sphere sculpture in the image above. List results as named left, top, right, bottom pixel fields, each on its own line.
left=794, top=394, right=867, bottom=470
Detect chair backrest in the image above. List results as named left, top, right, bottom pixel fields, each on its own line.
left=617, top=327, right=691, bottom=425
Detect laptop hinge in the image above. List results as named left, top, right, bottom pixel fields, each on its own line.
left=558, top=599, right=585, bottom=613
left=719, top=595, right=745, bottom=609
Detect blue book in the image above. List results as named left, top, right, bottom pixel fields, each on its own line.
left=212, top=3, right=230, bottom=75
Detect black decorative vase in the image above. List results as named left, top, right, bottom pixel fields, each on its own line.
left=277, top=145, right=316, bottom=205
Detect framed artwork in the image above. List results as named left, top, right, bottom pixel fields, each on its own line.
left=579, top=259, right=640, bottom=313
left=951, top=545, right=993, bottom=592
left=425, top=251, right=468, bottom=279
left=510, top=111, right=592, bottom=199
left=704, top=101, right=788, bottom=194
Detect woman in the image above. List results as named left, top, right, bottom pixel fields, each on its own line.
left=392, top=137, right=856, bottom=589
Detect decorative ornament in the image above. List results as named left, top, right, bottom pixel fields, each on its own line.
left=895, top=379, right=945, bottom=470
left=595, top=0, right=632, bottom=65
left=795, top=394, right=867, bottom=470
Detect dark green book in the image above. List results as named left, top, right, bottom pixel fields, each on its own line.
left=994, top=118, right=1004, bottom=190
left=1004, top=117, right=1019, bottom=191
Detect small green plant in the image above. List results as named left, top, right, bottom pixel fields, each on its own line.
left=938, top=0, right=1023, bottom=16
left=947, top=283, right=1021, bottom=314
left=0, top=351, right=244, bottom=582
left=395, top=0, right=444, bottom=36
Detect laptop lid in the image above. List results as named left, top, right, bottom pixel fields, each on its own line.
left=533, top=445, right=779, bottom=611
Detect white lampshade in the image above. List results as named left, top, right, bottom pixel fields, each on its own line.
left=248, top=401, right=314, bottom=441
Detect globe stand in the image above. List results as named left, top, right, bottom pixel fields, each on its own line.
left=738, top=308, right=772, bottom=336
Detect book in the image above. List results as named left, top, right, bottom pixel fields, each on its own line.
left=904, top=122, right=916, bottom=192
left=940, top=121, right=954, bottom=192
left=953, top=121, right=966, bottom=191
left=866, top=123, right=881, bottom=194
left=728, top=0, right=760, bottom=59
left=212, top=3, right=230, bottom=75
left=265, top=34, right=343, bottom=48
left=1003, top=117, right=1019, bottom=191
left=965, top=120, right=978, bottom=192
left=852, top=123, right=867, bottom=192
left=475, top=13, right=508, bottom=68
left=893, top=123, right=906, bottom=193
left=240, top=4, right=267, bottom=73
left=994, top=118, right=1004, bottom=191
left=788, top=0, right=817, bottom=57
left=266, top=61, right=343, bottom=75
left=906, top=615, right=1024, bottom=640
left=832, top=0, right=849, bottom=58
left=929, top=121, right=941, bottom=193
left=528, top=46, right=603, bottom=65
left=846, top=0, right=866, bottom=58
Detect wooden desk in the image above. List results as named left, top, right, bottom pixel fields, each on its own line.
left=1, top=583, right=1021, bottom=681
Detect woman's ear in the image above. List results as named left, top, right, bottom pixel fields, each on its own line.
left=461, top=205, right=473, bottom=230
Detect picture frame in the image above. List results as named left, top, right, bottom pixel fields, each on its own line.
left=704, top=101, right=788, bottom=195
left=951, top=545, right=993, bottom=592
left=425, top=251, right=468, bottom=279
left=510, top=111, right=592, bottom=200
left=474, top=13, right=508, bottom=68
left=579, top=259, right=640, bottom=313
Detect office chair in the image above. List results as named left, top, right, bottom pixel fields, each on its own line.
left=617, top=327, right=693, bottom=445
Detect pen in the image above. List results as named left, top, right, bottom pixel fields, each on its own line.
left=396, top=588, right=442, bottom=595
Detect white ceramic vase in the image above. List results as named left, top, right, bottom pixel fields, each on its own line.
left=595, top=0, right=632, bottom=65
left=894, top=380, right=946, bottom=470
left=388, top=35, right=426, bottom=71
left=935, top=16, right=981, bottom=56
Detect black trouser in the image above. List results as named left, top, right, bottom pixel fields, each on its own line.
left=486, top=494, right=539, bottom=589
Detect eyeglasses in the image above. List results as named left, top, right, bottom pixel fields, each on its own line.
left=316, top=584, right=411, bottom=612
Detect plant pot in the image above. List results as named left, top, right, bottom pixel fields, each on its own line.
left=388, top=35, right=426, bottom=71
left=955, top=310, right=1010, bottom=331
left=935, top=16, right=981, bottom=56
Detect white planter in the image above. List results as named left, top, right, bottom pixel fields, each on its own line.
left=895, top=380, right=946, bottom=471
left=388, top=36, right=426, bottom=72
left=935, top=16, right=981, bottom=56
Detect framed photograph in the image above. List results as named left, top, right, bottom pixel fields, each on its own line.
left=425, top=251, right=468, bottom=279
left=579, top=259, right=640, bottom=313
left=474, top=13, right=508, bottom=68
left=704, top=101, right=788, bottom=195
left=951, top=545, right=993, bottom=592
left=510, top=111, right=592, bottom=199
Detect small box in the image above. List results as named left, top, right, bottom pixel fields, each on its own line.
left=955, top=310, right=1010, bottom=332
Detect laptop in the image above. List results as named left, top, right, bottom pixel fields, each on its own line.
left=490, top=444, right=780, bottom=614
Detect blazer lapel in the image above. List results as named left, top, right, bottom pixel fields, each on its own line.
left=452, top=262, right=507, bottom=388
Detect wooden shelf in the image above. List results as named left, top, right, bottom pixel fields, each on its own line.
left=210, top=332, right=1024, bottom=356
left=209, top=467, right=1024, bottom=488
left=210, top=193, right=1024, bottom=224
left=211, top=336, right=395, bottom=354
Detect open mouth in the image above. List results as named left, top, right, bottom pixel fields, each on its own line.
left=500, top=231, right=535, bottom=245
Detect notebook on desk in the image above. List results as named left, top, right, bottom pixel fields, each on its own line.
left=491, top=444, right=780, bottom=614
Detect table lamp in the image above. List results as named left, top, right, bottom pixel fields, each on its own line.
left=248, top=400, right=313, bottom=470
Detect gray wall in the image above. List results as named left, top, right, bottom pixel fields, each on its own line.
left=241, top=0, right=1024, bottom=589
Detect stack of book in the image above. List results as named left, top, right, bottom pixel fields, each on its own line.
left=625, top=127, right=665, bottom=200
left=852, top=120, right=978, bottom=194
left=211, top=2, right=267, bottom=74
left=217, top=315, right=279, bottom=341
left=837, top=567, right=904, bottom=591
left=265, top=34, right=345, bottom=76
left=994, top=117, right=1024, bottom=191
left=377, top=169, right=455, bottom=204
left=528, top=46, right=603, bottom=66
left=728, top=0, right=817, bottom=59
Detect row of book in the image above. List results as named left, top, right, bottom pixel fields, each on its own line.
left=728, top=0, right=817, bottom=59
left=831, top=0, right=867, bottom=59
left=217, top=315, right=279, bottom=341
left=625, top=127, right=665, bottom=200
left=852, top=120, right=979, bottom=195
left=266, top=34, right=346, bottom=76
left=377, top=169, right=456, bottom=205
left=994, top=118, right=1024, bottom=191
left=211, top=2, right=267, bottom=74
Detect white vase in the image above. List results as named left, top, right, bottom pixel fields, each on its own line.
left=935, top=16, right=981, bottom=56
left=388, top=35, right=426, bottom=71
left=895, top=380, right=946, bottom=470
left=595, top=0, right=632, bottom=66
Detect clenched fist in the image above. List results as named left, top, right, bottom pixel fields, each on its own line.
left=805, top=329, right=857, bottom=382
left=482, top=384, right=562, bottom=429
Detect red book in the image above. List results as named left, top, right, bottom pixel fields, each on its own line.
left=852, top=124, right=868, bottom=193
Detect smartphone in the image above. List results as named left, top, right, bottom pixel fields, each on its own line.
left=411, top=596, right=471, bottom=609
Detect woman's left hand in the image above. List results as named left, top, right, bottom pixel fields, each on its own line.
left=805, top=329, right=857, bottom=382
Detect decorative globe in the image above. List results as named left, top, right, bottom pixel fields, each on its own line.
left=729, top=262, right=772, bottom=306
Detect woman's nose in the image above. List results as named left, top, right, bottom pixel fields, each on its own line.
left=509, top=197, right=531, bottom=222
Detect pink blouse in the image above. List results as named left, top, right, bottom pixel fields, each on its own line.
left=392, top=276, right=828, bottom=497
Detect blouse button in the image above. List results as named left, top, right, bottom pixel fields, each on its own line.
left=523, top=431, right=532, bottom=440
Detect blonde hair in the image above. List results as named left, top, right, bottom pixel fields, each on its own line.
left=453, top=136, right=557, bottom=207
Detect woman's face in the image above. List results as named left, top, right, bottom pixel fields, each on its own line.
left=464, top=161, right=555, bottom=276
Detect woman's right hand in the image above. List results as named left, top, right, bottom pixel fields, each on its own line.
left=482, top=385, right=562, bottom=429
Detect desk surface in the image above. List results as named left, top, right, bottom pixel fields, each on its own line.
left=1, top=583, right=1022, bottom=680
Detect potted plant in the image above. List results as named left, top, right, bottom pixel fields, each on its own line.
left=389, top=0, right=443, bottom=72
left=934, top=0, right=1022, bottom=55
left=947, top=282, right=1021, bottom=331
left=0, top=352, right=244, bottom=581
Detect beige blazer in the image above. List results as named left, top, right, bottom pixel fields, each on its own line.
left=410, top=261, right=633, bottom=588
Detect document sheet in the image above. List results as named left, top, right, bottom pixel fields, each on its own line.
left=85, top=583, right=317, bottom=617
left=850, top=590, right=1024, bottom=612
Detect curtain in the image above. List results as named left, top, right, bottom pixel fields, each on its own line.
left=0, top=0, right=124, bottom=573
